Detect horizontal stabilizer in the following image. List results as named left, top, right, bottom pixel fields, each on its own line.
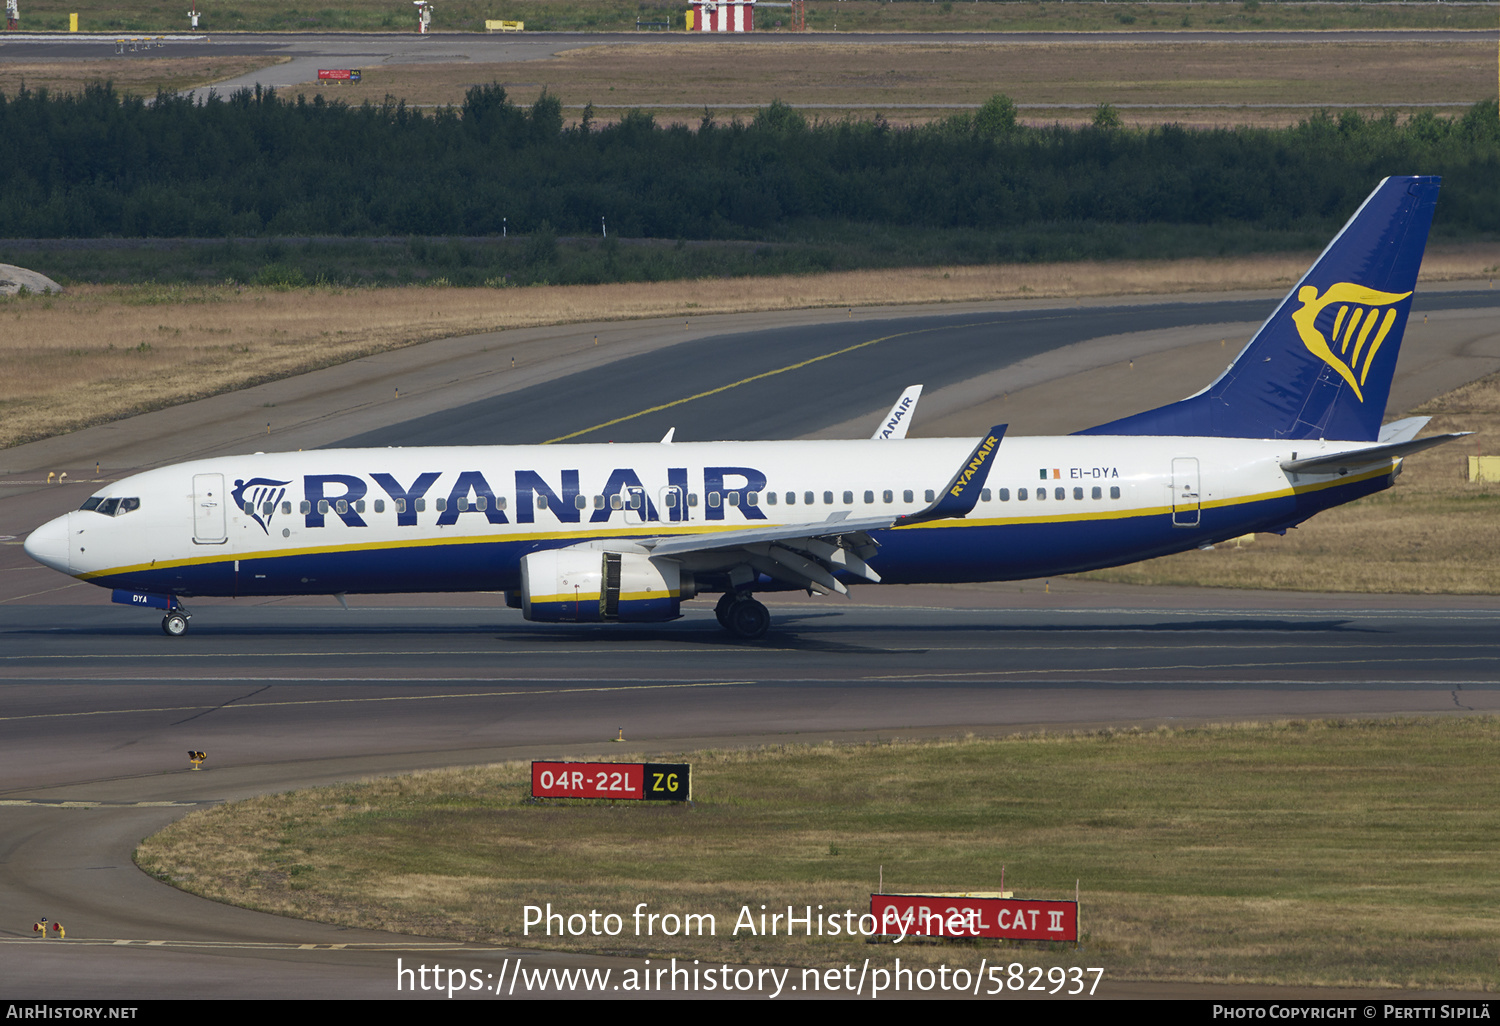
left=1377, top=416, right=1431, bottom=445
left=1281, top=433, right=1469, bottom=474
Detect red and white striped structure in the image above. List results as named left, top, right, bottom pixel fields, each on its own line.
left=690, top=0, right=754, bottom=33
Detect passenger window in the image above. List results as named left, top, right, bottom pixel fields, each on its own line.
left=688, top=493, right=699, bottom=507
left=999, top=488, right=1010, bottom=501
left=805, top=492, right=815, bottom=505
left=766, top=492, right=777, bottom=505
left=863, top=490, right=874, bottom=504
left=981, top=488, right=991, bottom=502
left=883, top=490, right=893, bottom=503
left=356, top=500, right=366, bottom=513
left=1091, top=487, right=1101, bottom=500
left=784, top=492, right=795, bottom=505
left=823, top=491, right=834, bottom=505
left=708, top=492, right=721, bottom=508
left=374, top=499, right=385, bottom=513
left=924, top=490, right=935, bottom=503
left=497, top=496, right=506, bottom=510
left=727, top=492, right=740, bottom=507
left=301, top=500, right=312, bottom=514
left=415, top=498, right=426, bottom=512
left=1055, top=487, right=1065, bottom=500
left=1073, top=487, right=1083, bottom=500
left=1110, top=486, right=1121, bottom=500
left=535, top=495, right=547, bottom=511
left=456, top=497, right=468, bottom=512
left=336, top=499, right=348, bottom=514
left=395, top=498, right=406, bottom=513
left=261, top=501, right=274, bottom=516
left=611, top=494, right=623, bottom=510
left=664, top=492, right=678, bottom=508
left=282, top=501, right=292, bottom=515
left=903, top=490, right=914, bottom=503
left=574, top=495, right=588, bottom=510
left=842, top=491, right=853, bottom=504
left=435, top=497, right=448, bottom=512
left=1036, top=489, right=1046, bottom=501
left=243, top=501, right=254, bottom=515
left=318, top=500, right=330, bottom=514
left=476, top=496, right=487, bottom=512
left=1018, top=488, right=1028, bottom=500
left=746, top=491, right=759, bottom=506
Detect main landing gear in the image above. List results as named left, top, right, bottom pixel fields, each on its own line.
left=715, top=591, right=770, bottom=640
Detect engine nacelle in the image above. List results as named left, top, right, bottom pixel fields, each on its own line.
left=520, top=549, right=690, bottom=623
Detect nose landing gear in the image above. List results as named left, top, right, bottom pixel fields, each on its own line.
left=161, top=610, right=191, bottom=636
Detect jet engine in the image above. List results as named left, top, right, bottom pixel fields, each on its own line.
left=519, top=549, right=693, bottom=623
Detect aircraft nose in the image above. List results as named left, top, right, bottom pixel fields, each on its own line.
left=23, top=514, right=71, bottom=574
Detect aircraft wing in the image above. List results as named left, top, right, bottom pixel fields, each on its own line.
left=640, top=426, right=1006, bottom=596
left=1280, top=432, right=1469, bottom=474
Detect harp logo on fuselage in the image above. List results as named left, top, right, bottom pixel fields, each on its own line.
left=1291, top=282, right=1412, bottom=403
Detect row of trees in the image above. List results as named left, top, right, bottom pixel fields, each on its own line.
left=1, top=83, right=1496, bottom=243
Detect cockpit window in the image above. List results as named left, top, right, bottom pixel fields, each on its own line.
left=82, top=496, right=141, bottom=517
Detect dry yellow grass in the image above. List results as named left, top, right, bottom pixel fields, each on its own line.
left=4, top=246, right=1497, bottom=450
left=0, top=56, right=288, bottom=98
left=134, top=722, right=1500, bottom=988
left=302, top=41, right=1495, bottom=127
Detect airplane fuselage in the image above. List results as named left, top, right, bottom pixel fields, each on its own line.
left=31, top=436, right=1394, bottom=600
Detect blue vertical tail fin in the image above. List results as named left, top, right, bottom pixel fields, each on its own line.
left=1079, top=176, right=1440, bottom=441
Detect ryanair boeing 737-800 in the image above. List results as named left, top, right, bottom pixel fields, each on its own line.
left=23, top=177, right=1465, bottom=638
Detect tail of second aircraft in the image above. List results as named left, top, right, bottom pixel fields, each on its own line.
left=1079, top=175, right=1440, bottom=442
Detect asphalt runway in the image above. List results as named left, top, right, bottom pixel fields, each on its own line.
left=4, top=289, right=1500, bottom=999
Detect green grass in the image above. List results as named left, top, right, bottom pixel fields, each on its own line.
left=18, top=1, right=1499, bottom=34
left=136, top=718, right=1500, bottom=988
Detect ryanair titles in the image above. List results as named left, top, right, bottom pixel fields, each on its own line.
left=274, top=466, right=770, bottom=529
left=948, top=434, right=999, bottom=498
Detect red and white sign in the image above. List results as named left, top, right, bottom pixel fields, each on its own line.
left=532, top=761, right=644, bottom=799
left=691, top=0, right=754, bottom=33
left=871, top=894, right=1078, bottom=942
left=317, top=69, right=357, bottom=81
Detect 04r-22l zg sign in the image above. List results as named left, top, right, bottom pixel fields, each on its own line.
left=530, top=762, right=690, bottom=801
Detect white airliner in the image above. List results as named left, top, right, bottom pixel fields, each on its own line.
left=24, top=177, right=1465, bottom=638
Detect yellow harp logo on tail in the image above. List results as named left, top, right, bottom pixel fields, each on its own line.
left=1291, top=283, right=1411, bottom=403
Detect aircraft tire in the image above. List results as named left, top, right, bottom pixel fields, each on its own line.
left=161, top=613, right=189, bottom=637
left=726, top=598, right=770, bottom=640
left=714, top=592, right=737, bottom=629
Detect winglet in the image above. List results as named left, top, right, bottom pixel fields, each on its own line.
left=872, top=384, right=923, bottom=439
left=894, top=425, right=1006, bottom=527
